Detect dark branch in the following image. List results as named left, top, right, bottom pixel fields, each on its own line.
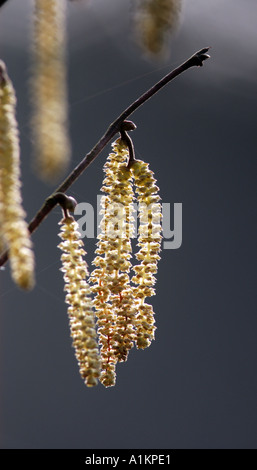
left=0, top=47, right=210, bottom=267
left=0, top=0, right=9, bottom=8
left=49, top=47, right=210, bottom=190
left=119, top=120, right=137, bottom=166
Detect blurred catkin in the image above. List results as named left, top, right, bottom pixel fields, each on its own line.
left=134, top=0, right=182, bottom=56
left=0, top=61, right=35, bottom=290
left=31, top=0, right=71, bottom=182
left=58, top=215, right=101, bottom=387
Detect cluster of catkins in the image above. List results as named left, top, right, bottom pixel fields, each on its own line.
left=0, top=0, right=163, bottom=389
left=0, top=67, right=162, bottom=388
left=58, top=138, right=162, bottom=387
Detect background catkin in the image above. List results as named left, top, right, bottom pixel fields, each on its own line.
left=31, top=0, right=71, bottom=182
left=0, top=60, right=35, bottom=290
left=58, top=215, right=101, bottom=387
left=134, top=0, right=182, bottom=56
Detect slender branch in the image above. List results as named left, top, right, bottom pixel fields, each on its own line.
left=0, top=47, right=210, bottom=267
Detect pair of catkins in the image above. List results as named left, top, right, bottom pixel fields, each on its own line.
left=58, top=136, right=162, bottom=387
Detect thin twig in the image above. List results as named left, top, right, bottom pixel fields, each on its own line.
left=119, top=120, right=137, bottom=166
left=0, top=48, right=210, bottom=267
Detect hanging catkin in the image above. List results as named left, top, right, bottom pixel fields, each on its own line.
left=134, top=0, right=182, bottom=56
left=0, top=60, right=35, bottom=290
left=131, top=159, right=162, bottom=348
left=90, top=138, right=136, bottom=387
left=58, top=215, right=101, bottom=387
left=31, top=0, right=71, bottom=182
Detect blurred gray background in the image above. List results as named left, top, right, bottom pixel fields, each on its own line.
left=0, top=0, right=256, bottom=449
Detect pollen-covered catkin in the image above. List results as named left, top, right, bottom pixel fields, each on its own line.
left=0, top=60, right=35, bottom=290
left=134, top=0, right=182, bottom=56
left=31, top=0, right=70, bottom=181
left=90, top=138, right=136, bottom=386
left=58, top=216, right=101, bottom=387
left=131, top=159, right=162, bottom=348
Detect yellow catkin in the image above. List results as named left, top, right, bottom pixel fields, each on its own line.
left=90, top=138, right=136, bottom=386
left=131, top=159, right=162, bottom=348
left=135, top=0, right=182, bottom=56
left=31, top=0, right=70, bottom=182
left=0, top=182, right=5, bottom=254
left=0, top=60, right=35, bottom=290
left=58, top=215, right=101, bottom=387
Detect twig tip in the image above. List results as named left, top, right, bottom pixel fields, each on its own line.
left=194, top=47, right=211, bottom=66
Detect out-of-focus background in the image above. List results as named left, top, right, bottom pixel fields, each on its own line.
left=0, top=0, right=256, bottom=449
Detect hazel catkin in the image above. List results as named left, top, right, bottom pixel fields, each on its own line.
left=0, top=60, right=35, bottom=290
left=58, top=215, right=101, bottom=387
